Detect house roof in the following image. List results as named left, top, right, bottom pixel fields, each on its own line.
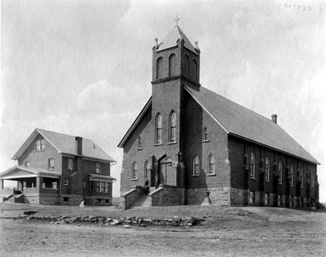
left=185, top=85, right=320, bottom=165
left=156, top=26, right=198, bottom=54
left=0, top=166, right=61, bottom=180
left=12, top=129, right=115, bottom=163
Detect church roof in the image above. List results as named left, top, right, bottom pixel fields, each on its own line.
left=156, top=26, right=198, bottom=54
left=185, top=86, right=320, bottom=165
left=12, top=128, right=116, bottom=163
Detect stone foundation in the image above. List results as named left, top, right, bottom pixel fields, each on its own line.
left=186, top=187, right=230, bottom=206
left=151, top=186, right=185, bottom=206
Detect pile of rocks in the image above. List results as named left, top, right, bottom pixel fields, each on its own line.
left=23, top=215, right=202, bottom=227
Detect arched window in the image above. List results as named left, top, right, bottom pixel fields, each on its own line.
left=144, top=161, right=148, bottom=178
left=278, top=161, right=283, bottom=184
left=265, top=156, right=270, bottom=182
left=155, top=113, right=162, bottom=144
left=169, top=54, right=176, bottom=77
left=156, top=57, right=163, bottom=79
left=192, top=59, right=197, bottom=82
left=184, top=55, right=189, bottom=77
left=169, top=111, right=177, bottom=142
left=250, top=152, right=255, bottom=179
left=208, top=154, right=215, bottom=175
left=203, top=127, right=208, bottom=141
left=132, top=162, right=137, bottom=179
left=290, top=164, right=294, bottom=186
left=193, top=155, right=200, bottom=175
left=137, top=136, right=142, bottom=149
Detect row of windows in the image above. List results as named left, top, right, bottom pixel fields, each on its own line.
left=192, top=154, right=215, bottom=175
left=154, top=111, right=177, bottom=145
left=156, top=54, right=198, bottom=81
left=131, top=161, right=151, bottom=180
left=248, top=153, right=316, bottom=188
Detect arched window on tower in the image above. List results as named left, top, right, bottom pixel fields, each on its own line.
left=208, top=154, right=215, bottom=175
left=192, top=59, right=198, bottom=82
left=155, top=113, right=162, bottom=144
left=193, top=155, right=200, bottom=176
left=184, top=55, right=189, bottom=78
left=156, top=57, right=163, bottom=79
left=169, top=54, right=176, bottom=77
left=169, top=111, right=177, bottom=143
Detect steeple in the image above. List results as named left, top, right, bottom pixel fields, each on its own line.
left=152, top=25, right=200, bottom=86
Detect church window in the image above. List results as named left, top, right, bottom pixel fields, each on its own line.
left=132, top=162, right=138, bottom=180
left=207, top=154, right=215, bottom=175
left=278, top=161, right=283, bottom=184
left=68, top=158, right=73, bottom=170
left=137, top=136, right=142, bottom=149
left=192, top=59, right=198, bottom=82
left=203, top=127, right=208, bottom=141
left=193, top=155, right=200, bottom=176
left=265, top=156, right=270, bottom=182
left=169, top=54, right=176, bottom=76
left=156, top=57, right=164, bottom=79
left=290, top=164, right=294, bottom=186
left=250, top=152, right=255, bottom=179
left=155, top=113, right=162, bottom=144
left=169, top=111, right=177, bottom=143
left=184, top=55, right=189, bottom=77
left=144, top=161, right=149, bottom=179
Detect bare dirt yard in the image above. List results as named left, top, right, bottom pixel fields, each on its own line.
left=1, top=203, right=326, bottom=257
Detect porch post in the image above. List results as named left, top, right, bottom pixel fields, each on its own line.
left=0, top=179, right=4, bottom=189
left=36, top=177, right=41, bottom=189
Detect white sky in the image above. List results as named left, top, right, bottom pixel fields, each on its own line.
left=1, top=0, right=325, bottom=200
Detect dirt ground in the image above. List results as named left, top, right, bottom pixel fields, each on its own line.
left=0, top=203, right=326, bottom=257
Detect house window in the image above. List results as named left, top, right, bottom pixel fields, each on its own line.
left=83, top=180, right=86, bottom=187
left=193, top=155, right=200, bottom=176
left=137, top=136, right=142, bottom=149
left=169, top=111, right=177, bottom=143
left=25, top=161, right=30, bottom=167
left=300, top=169, right=303, bottom=188
left=96, top=181, right=100, bottom=192
left=265, top=156, right=270, bottom=182
left=207, top=154, right=215, bottom=175
left=132, top=162, right=138, bottom=179
left=278, top=161, right=283, bottom=184
left=96, top=163, right=101, bottom=174
left=250, top=152, right=255, bottom=179
left=48, top=158, right=54, bottom=170
left=35, top=139, right=45, bottom=151
left=155, top=113, right=162, bottom=144
left=68, top=158, right=73, bottom=170
left=100, top=181, right=105, bottom=192
left=63, top=179, right=69, bottom=186
left=203, top=127, right=208, bottom=141
left=106, top=182, right=110, bottom=193
left=290, top=164, right=294, bottom=186
left=312, top=174, right=315, bottom=187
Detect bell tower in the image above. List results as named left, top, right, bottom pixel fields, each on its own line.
left=151, top=24, right=200, bottom=86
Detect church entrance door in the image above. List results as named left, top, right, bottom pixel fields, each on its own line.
left=159, top=160, right=176, bottom=186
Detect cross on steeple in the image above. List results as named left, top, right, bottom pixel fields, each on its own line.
left=174, top=15, right=180, bottom=27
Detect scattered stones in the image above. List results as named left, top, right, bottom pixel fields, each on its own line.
left=22, top=214, right=201, bottom=227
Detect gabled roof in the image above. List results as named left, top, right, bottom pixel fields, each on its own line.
left=0, top=166, right=61, bottom=179
left=12, top=129, right=115, bottom=163
left=185, top=86, right=320, bottom=165
left=156, top=26, right=198, bottom=54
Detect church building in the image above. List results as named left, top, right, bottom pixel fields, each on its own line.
left=118, top=25, right=320, bottom=209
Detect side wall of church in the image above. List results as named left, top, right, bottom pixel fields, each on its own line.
left=228, top=135, right=318, bottom=207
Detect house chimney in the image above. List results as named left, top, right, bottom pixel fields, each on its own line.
left=271, top=114, right=277, bottom=124
left=75, top=137, right=83, bottom=155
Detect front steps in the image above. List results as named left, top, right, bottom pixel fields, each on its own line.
left=132, top=194, right=152, bottom=208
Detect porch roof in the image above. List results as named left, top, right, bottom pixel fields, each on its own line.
left=89, top=173, right=116, bottom=182
left=0, top=166, right=60, bottom=180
